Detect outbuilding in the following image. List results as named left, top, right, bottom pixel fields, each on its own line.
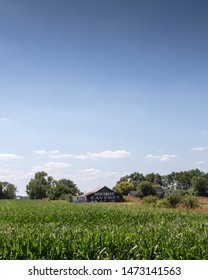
left=72, top=186, right=123, bottom=202
left=152, top=182, right=164, bottom=198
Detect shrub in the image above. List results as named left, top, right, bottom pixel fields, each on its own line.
left=142, top=195, right=158, bottom=205
left=163, top=191, right=182, bottom=208
left=181, top=195, right=199, bottom=209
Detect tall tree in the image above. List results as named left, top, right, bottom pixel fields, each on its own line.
left=0, top=181, right=17, bottom=199
left=26, top=171, right=53, bottom=199
left=191, top=176, right=208, bottom=197
left=48, top=178, right=81, bottom=200
left=145, top=173, right=162, bottom=185
left=113, top=181, right=134, bottom=195
left=137, top=181, right=156, bottom=197
left=116, top=172, right=145, bottom=189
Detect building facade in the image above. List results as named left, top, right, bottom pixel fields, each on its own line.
left=72, top=186, right=123, bottom=202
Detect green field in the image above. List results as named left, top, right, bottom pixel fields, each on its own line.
left=0, top=199, right=208, bottom=260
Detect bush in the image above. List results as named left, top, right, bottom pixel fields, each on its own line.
left=181, top=195, right=199, bottom=208
left=163, top=192, right=182, bottom=208
left=160, top=190, right=199, bottom=209
left=142, top=195, right=158, bottom=205
left=60, top=193, right=72, bottom=202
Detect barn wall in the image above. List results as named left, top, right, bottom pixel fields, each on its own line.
left=86, top=187, right=123, bottom=202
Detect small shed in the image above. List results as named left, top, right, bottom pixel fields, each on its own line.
left=73, top=186, right=123, bottom=202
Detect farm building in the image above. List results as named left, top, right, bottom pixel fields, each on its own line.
left=152, top=182, right=164, bottom=198
left=72, top=186, right=123, bottom=203
left=128, top=190, right=138, bottom=197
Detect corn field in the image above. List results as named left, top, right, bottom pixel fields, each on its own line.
left=0, top=199, right=208, bottom=260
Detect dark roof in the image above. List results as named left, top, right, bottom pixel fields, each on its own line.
left=81, top=186, right=117, bottom=197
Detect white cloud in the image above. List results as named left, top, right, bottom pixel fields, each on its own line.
left=33, top=150, right=60, bottom=155
left=145, top=153, right=177, bottom=161
left=86, top=150, right=131, bottom=159
left=33, top=161, right=71, bottom=172
left=49, top=150, right=131, bottom=160
left=0, top=153, right=23, bottom=160
left=74, top=168, right=127, bottom=191
left=191, top=146, right=208, bottom=151
left=79, top=168, right=119, bottom=180
left=49, top=153, right=73, bottom=159
left=50, top=150, right=60, bottom=154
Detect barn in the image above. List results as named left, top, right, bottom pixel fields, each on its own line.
left=152, top=182, right=164, bottom=198
left=72, top=186, right=123, bottom=203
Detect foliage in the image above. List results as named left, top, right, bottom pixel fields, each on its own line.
left=137, top=181, right=156, bottom=197
left=161, top=169, right=205, bottom=190
left=191, top=176, right=208, bottom=197
left=181, top=195, right=199, bottom=209
left=113, top=181, right=134, bottom=195
left=162, top=190, right=183, bottom=208
left=0, top=200, right=207, bottom=260
left=142, top=195, right=158, bottom=205
left=0, top=181, right=17, bottom=199
left=26, top=171, right=53, bottom=199
left=145, top=173, right=162, bottom=185
left=48, top=179, right=80, bottom=200
left=162, top=189, right=199, bottom=209
left=26, top=172, right=80, bottom=200
left=115, top=172, right=145, bottom=189
left=116, top=169, right=208, bottom=196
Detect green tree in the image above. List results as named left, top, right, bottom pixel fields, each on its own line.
left=113, top=181, right=134, bottom=195
left=0, top=182, right=3, bottom=199
left=145, top=173, right=162, bottom=185
left=137, top=181, right=156, bottom=197
left=162, top=169, right=204, bottom=190
left=48, top=178, right=81, bottom=200
left=0, top=182, right=17, bottom=199
left=26, top=171, right=53, bottom=199
left=191, top=176, right=208, bottom=197
left=116, top=172, right=145, bottom=189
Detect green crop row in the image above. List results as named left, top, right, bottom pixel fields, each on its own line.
left=0, top=199, right=208, bottom=259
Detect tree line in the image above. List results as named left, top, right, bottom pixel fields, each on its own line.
left=0, top=168, right=208, bottom=200
left=25, top=171, right=83, bottom=200
left=113, top=169, right=208, bottom=197
left=0, top=171, right=82, bottom=200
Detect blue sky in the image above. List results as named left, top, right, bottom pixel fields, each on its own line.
left=0, top=0, right=208, bottom=195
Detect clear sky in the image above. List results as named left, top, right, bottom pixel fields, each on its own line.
left=0, top=0, right=208, bottom=195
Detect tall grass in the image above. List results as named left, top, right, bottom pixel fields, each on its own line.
left=0, top=199, right=207, bottom=259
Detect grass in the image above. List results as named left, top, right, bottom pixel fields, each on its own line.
left=0, top=199, right=208, bottom=260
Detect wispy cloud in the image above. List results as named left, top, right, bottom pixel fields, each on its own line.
left=195, top=161, right=206, bottom=165
left=32, top=161, right=71, bottom=172
left=87, top=150, right=131, bottom=159
left=79, top=168, right=119, bottom=179
left=145, top=153, right=177, bottom=161
left=0, top=153, right=23, bottom=160
left=49, top=150, right=131, bottom=160
left=33, top=150, right=60, bottom=155
left=191, top=146, right=208, bottom=151
left=49, top=153, right=75, bottom=159
left=0, top=117, right=10, bottom=121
